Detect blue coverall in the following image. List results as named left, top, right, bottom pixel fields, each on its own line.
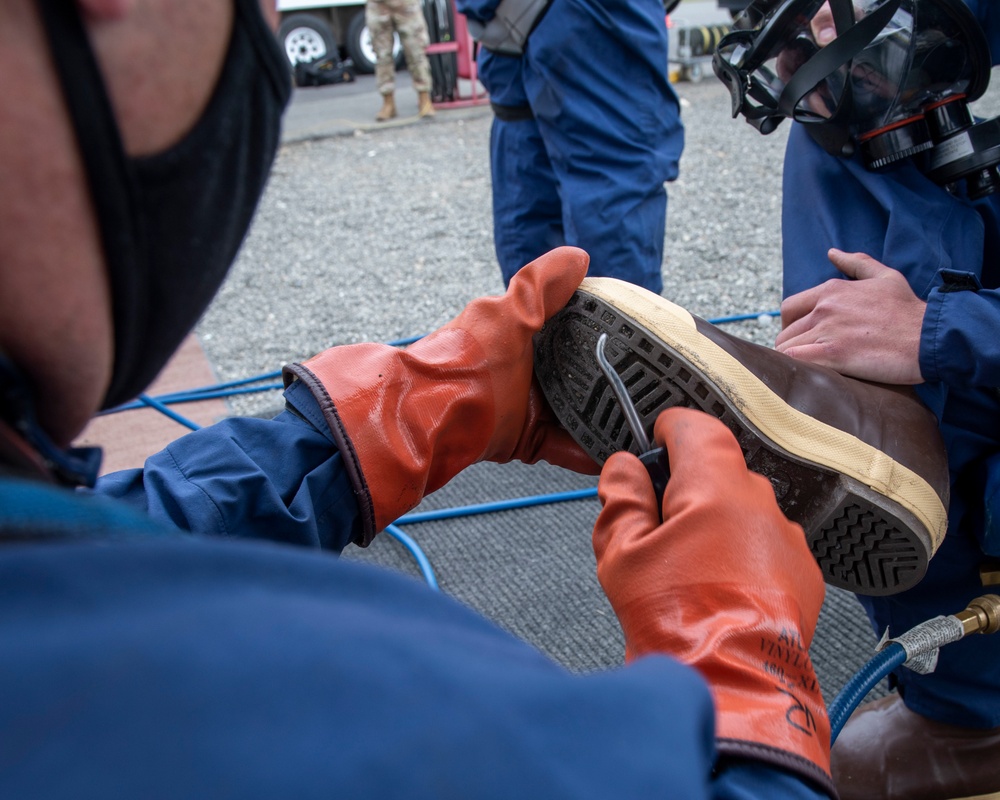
left=0, top=380, right=828, bottom=798
left=456, top=0, right=685, bottom=292
left=780, top=0, right=1000, bottom=730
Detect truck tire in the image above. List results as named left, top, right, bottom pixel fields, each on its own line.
left=278, top=13, right=337, bottom=68
left=345, top=9, right=405, bottom=75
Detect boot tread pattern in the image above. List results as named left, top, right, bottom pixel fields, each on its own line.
left=534, top=292, right=929, bottom=596
left=815, top=505, right=924, bottom=593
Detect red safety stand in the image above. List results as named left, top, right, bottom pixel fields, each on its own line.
left=425, top=4, right=490, bottom=109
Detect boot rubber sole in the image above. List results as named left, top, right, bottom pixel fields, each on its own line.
left=534, top=278, right=947, bottom=597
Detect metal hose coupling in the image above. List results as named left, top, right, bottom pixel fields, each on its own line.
left=830, top=595, right=1000, bottom=741
left=876, top=594, right=1000, bottom=675
left=953, top=594, right=1000, bottom=637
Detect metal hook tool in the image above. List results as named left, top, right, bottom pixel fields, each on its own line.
left=595, top=333, right=670, bottom=507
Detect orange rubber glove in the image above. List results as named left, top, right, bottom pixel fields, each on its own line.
left=283, top=247, right=598, bottom=545
left=594, top=407, right=833, bottom=795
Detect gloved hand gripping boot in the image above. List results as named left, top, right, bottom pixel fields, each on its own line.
left=283, top=247, right=597, bottom=545
left=594, top=408, right=833, bottom=795
left=535, top=277, right=950, bottom=596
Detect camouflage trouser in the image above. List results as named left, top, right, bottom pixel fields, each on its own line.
left=365, top=0, right=433, bottom=95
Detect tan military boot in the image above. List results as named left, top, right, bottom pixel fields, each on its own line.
left=418, top=91, right=436, bottom=118
left=832, top=693, right=1000, bottom=799
left=533, top=277, right=950, bottom=596
left=375, top=93, right=396, bottom=122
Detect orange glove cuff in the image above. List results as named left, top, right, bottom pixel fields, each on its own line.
left=284, top=331, right=494, bottom=543
left=283, top=247, right=595, bottom=545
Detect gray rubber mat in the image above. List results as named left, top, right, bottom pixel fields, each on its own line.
left=342, top=458, right=887, bottom=707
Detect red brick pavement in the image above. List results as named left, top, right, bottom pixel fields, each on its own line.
left=74, top=335, right=230, bottom=476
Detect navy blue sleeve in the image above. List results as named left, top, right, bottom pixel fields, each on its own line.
left=0, top=528, right=832, bottom=799
left=713, top=761, right=830, bottom=800
left=782, top=123, right=1000, bottom=388
left=93, top=380, right=364, bottom=552
left=921, top=281, right=1000, bottom=386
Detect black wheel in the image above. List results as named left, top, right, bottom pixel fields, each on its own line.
left=278, top=13, right=336, bottom=69
left=345, top=10, right=405, bottom=75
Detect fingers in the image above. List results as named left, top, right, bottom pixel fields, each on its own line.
left=778, top=284, right=822, bottom=332
left=593, top=451, right=660, bottom=563
left=778, top=248, right=887, bottom=329
left=811, top=1, right=836, bottom=45
left=777, top=250, right=889, bottom=341
left=653, top=407, right=748, bottom=479
left=523, top=386, right=602, bottom=474
left=507, top=247, right=591, bottom=325
left=826, top=247, right=890, bottom=281
left=773, top=340, right=839, bottom=370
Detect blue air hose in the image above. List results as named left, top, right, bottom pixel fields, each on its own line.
left=137, top=393, right=202, bottom=432
left=827, top=597, right=1000, bottom=743
left=384, top=524, right=439, bottom=590
left=827, top=642, right=906, bottom=743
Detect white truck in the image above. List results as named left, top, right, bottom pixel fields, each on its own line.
left=276, top=0, right=405, bottom=75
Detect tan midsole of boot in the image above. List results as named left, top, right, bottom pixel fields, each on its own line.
left=580, top=277, right=948, bottom=555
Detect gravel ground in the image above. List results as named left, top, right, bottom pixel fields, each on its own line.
left=198, top=63, right=1000, bottom=414
left=201, top=66, right=1000, bottom=405
left=200, top=69, right=1000, bottom=417
left=198, top=75, right=793, bottom=415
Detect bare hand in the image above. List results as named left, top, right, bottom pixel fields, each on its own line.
left=774, top=249, right=926, bottom=384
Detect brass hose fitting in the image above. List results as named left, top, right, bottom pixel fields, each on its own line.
left=954, top=594, right=1000, bottom=637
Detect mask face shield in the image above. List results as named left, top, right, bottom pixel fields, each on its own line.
left=713, top=0, right=990, bottom=159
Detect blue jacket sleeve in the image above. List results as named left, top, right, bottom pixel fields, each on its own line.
left=0, top=525, right=833, bottom=798
left=713, top=762, right=829, bottom=800
left=782, top=122, right=1000, bottom=388
left=93, top=380, right=364, bottom=552
left=921, top=277, right=1000, bottom=386
left=83, top=386, right=830, bottom=796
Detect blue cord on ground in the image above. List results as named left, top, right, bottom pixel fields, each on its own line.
left=384, top=524, right=439, bottom=590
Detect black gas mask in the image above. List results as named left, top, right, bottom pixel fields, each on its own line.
left=713, top=0, right=1000, bottom=198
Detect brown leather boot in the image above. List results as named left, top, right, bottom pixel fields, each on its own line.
left=533, top=277, right=950, bottom=596
left=417, top=91, right=436, bottom=118
left=375, top=93, right=396, bottom=122
left=832, top=693, right=1000, bottom=799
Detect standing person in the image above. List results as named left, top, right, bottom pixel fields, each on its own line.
left=2, top=0, right=856, bottom=796
left=456, top=0, right=685, bottom=292
left=714, top=0, right=1000, bottom=796
left=366, top=0, right=436, bottom=120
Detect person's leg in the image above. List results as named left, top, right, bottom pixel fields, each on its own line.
left=835, top=471, right=1000, bottom=800
left=391, top=0, right=432, bottom=95
left=477, top=50, right=564, bottom=286
left=365, top=0, right=397, bottom=119
left=523, top=0, right=684, bottom=293
left=490, top=117, right=564, bottom=286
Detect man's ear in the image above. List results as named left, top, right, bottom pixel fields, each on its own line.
left=76, top=0, right=136, bottom=22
